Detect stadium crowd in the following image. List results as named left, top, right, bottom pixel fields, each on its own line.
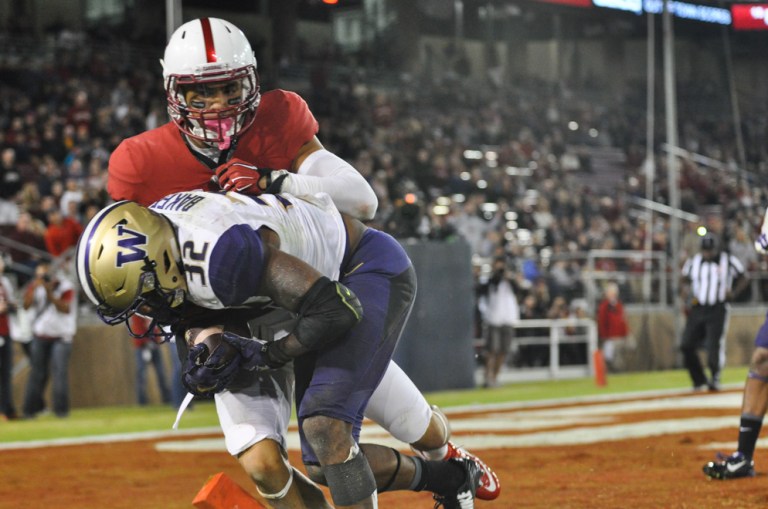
left=0, top=29, right=767, bottom=385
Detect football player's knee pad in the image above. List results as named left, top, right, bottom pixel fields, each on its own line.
left=256, top=467, right=293, bottom=500
left=321, top=444, right=376, bottom=506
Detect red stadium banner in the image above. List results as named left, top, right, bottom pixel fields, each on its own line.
left=731, top=4, right=768, bottom=30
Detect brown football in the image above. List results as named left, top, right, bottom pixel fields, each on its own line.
left=184, top=325, right=242, bottom=367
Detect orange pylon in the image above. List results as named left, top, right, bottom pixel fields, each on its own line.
left=593, top=349, right=607, bottom=387
left=192, top=472, right=266, bottom=509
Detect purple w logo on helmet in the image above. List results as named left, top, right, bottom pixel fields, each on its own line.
left=116, top=225, right=147, bottom=267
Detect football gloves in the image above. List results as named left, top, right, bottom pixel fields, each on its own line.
left=220, top=332, right=288, bottom=372
left=182, top=339, right=240, bottom=397
left=214, top=158, right=289, bottom=195
left=182, top=332, right=287, bottom=397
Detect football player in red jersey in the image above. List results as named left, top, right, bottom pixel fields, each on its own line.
left=107, top=18, right=499, bottom=507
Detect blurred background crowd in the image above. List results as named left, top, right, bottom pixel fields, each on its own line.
left=1, top=26, right=766, bottom=302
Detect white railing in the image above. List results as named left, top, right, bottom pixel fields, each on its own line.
left=501, top=318, right=598, bottom=382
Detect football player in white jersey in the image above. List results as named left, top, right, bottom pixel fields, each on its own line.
left=77, top=191, right=483, bottom=508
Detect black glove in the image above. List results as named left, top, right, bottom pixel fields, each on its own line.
left=220, top=332, right=288, bottom=371
left=182, top=339, right=241, bottom=397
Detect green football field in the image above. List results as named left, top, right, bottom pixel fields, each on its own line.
left=0, top=366, right=749, bottom=444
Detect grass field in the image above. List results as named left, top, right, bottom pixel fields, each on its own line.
left=1, top=365, right=749, bottom=444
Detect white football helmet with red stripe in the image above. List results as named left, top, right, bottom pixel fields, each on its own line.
left=162, top=17, right=260, bottom=149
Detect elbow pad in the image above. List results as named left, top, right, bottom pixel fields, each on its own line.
left=293, top=277, right=363, bottom=351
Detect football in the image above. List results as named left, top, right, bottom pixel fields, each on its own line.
left=184, top=324, right=246, bottom=367
left=184, top=320, right=252, bottom=347
left=184, top=325, right=222, bottom=348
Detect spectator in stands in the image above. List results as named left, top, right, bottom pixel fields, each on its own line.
left=0, top=255, right=18, bottom=420
left=0, top=147, right=22, bottom=225
left=43, top=208, right=82, bottom=257
left=515, top=292, right=548, bottom=367
left=547, top=295, right=570, bottom=320
left=728, top=225, right=758, bottom=303
left=66, top=90, right=92, bottom=131
left=129, top=315, right=172, bottom=407
left=477, top=256, right=521, bottom=388
left=5, top=211, right=46, bottom=286
left=729, top=225, right=759, bottom=272
left=454, top=198, right=492, bottom=254
left=21, top=261, right=78, bottom=418
left=596, top=281, right=632, bottom=372
left=59, top=178, right=84, bottom=217
left=563, top=298, right=591, bottom=366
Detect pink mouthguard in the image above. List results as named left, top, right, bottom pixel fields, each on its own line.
left=203, top=118, right=235, bottom=150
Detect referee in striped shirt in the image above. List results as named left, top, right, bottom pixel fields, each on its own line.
left=680, top=234, right=749, bottom=391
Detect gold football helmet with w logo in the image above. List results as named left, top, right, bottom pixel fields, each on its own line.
left=76, top=201, right=187, bottom=337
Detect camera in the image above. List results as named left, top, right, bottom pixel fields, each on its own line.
left=42, top=274, right=51, bottom=283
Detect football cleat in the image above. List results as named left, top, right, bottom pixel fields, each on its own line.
left=702, top=451, right=755, bottom=480
left=445, top=441, right=500, bottom=500
left=433, top=457, right=482, bottom=509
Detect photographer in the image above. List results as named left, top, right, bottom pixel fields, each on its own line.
left=21, top=261, right=77, bottom=418
left=477, top=256, right=522, bottom=388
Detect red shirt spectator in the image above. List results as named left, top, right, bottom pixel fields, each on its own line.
left=44, top=209, right=83, bottom=257
left=597, top=283, right=629, bottom=340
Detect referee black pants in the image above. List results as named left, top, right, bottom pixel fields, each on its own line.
left=680, top=303, right=728, bottom=387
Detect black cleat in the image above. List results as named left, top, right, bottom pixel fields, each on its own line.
left=703, top=452, right=755, bottom=480
left=433, top=457, right=482, bottom=509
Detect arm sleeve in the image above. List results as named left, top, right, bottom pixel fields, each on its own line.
left=283, top=149, right=378, bottom=221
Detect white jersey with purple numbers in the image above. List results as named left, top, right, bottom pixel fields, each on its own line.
left=149, top=190, right=346, bottom=310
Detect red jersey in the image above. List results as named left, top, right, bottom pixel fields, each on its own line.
left=108, top=90, right=319, bottom=206
left=597, top=299, right=629, bottom=340
left=44, top=218, right=84, bottom=257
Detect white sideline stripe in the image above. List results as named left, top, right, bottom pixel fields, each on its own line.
left=0, top=426, right=221, bottom=451
left=493, top=392, right=743, bottom=418
left=156, top=416, right=739, bottom=453
left=442, top=384, right=744, bottom=414
left=701, top=438, right=768, bottom=450
left=459, top=416, right=737, bottom=448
